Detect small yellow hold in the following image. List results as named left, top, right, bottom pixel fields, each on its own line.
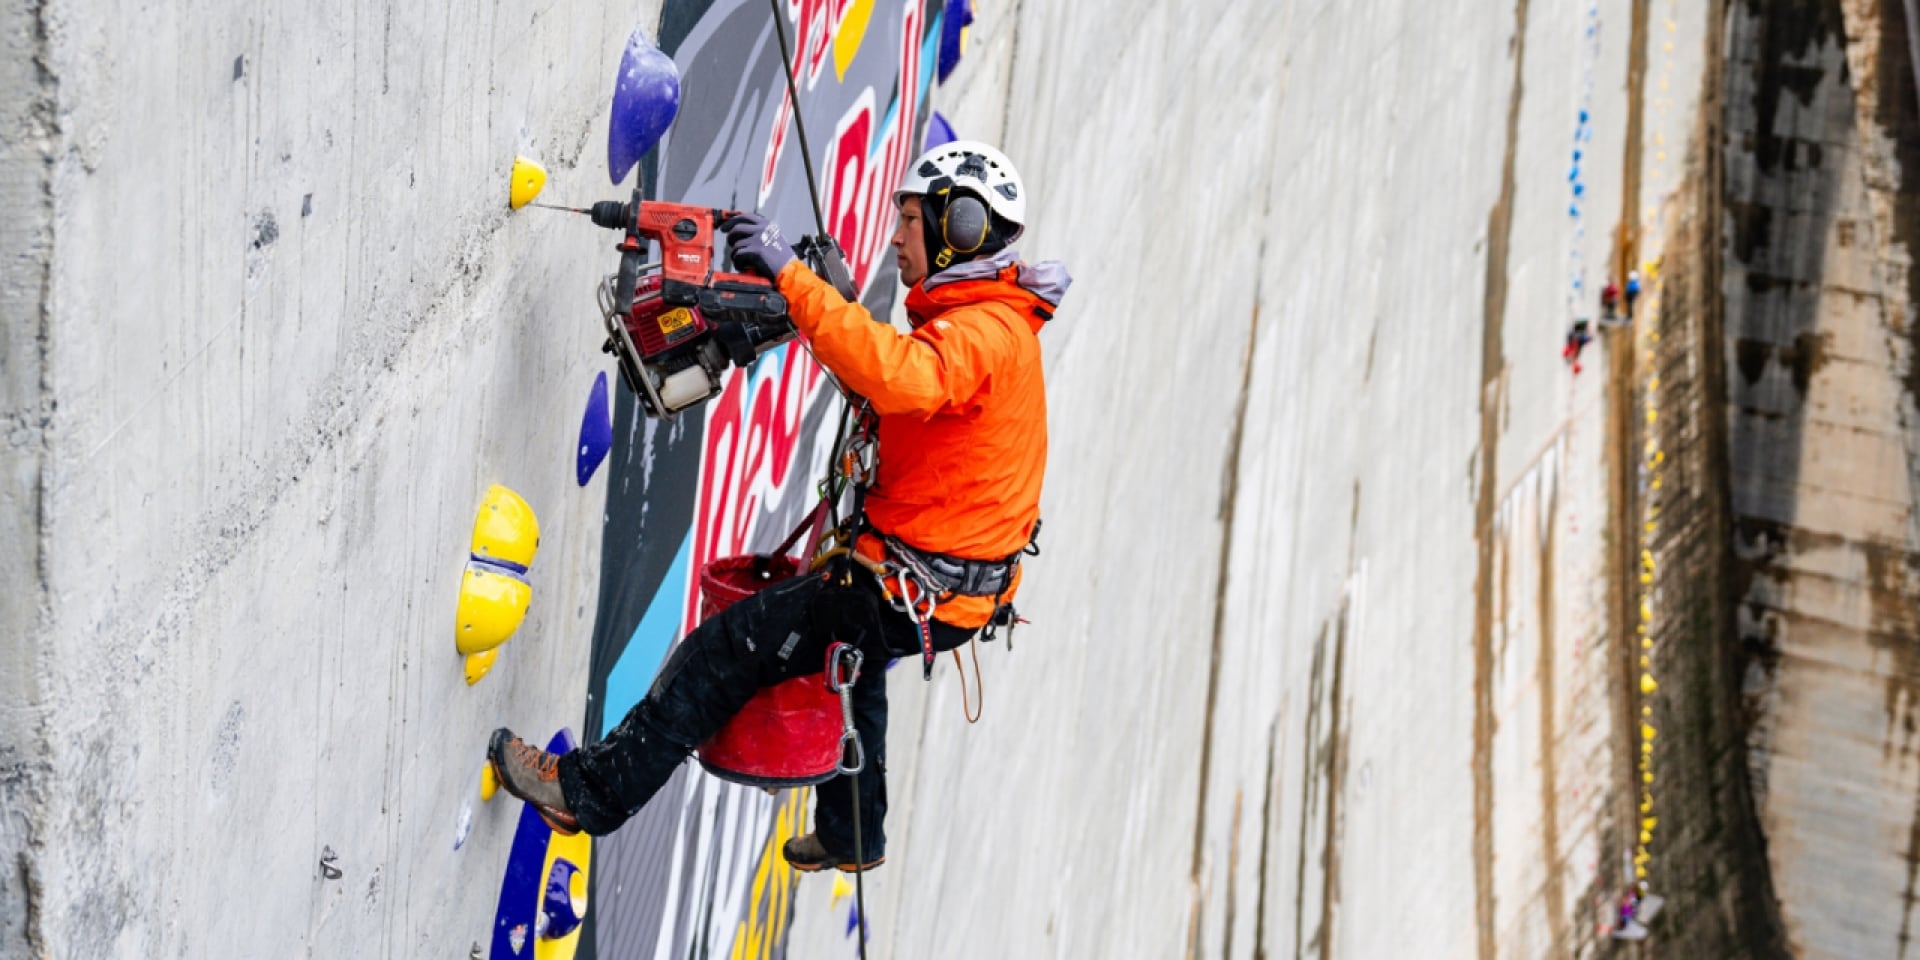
left=1636, top=865, right=1648, bottom=879
left=1643, top=638, right=1653, bottom=649
left=1640, top=655, right=1650, bottom=668
left=1643, top=816, right=1659, bottom=831
left=1641, top=672, right=1659, bottom=695
left=1643, top=771, right=1655, bottom=783
left=831, top=873, right=854, bottom=906
left=481, top=763, right=500, bottom=801
left=1642, top=723, right=1658, bottom=741
left=1640, top=797, right=1654, bottom=813
left=1643, top=706, right=1653, bottom=717
left=465, top=647, right=499, bottom=685
left=1642, top=741, right=1653, bottom=754
left=1640, top=830, right=1652, bottom=844
left=509, top=156, right=548, bottom=211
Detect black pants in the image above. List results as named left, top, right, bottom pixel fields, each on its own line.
left=558, top=569, right=971, bottom=860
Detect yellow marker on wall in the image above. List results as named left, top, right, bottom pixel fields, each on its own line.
left=510, top=156, right=549, bottom=211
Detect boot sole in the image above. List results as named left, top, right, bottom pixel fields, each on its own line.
left=486, top=753, right=582, bottom=837
left=788, top=854, right=885, bottom=874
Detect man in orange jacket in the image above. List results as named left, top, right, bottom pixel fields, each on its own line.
left=489, top=142, right=1069, bottom=873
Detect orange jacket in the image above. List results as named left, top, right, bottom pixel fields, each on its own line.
left=774, top=252, right=1069, bottom=627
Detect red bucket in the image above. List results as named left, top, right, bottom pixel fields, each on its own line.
left=694, top=555, right=845, bottom=788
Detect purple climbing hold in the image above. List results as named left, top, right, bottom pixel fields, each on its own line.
left=925, top=111, right=956, bottom=151
left=608, top=27, right=681, bottom=185
left=937, top=0, right=974, bottom=84
left=541, top=857, right=586, bottom=940
left=578, top=371, right=613, bottom=486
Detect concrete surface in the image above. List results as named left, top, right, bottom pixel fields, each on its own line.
left=14, top=0, right=1905, bottom=957
left=3, top=1, right=660, bottom=955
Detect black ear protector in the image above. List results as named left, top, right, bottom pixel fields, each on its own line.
left=924, top=176, right=994, bottom=270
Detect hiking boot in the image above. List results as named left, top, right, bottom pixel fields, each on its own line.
left=782, top=833, right=884, bottom=873
left=488, top=728, right=580, bottom=835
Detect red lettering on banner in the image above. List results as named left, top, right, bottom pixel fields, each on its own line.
left=823, top=0, right=922, bottom=296
left=760, top=0, right=856, bottom=203
left=683, top=352, right=828, bottom=632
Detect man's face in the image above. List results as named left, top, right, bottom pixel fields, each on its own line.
left=892, top=195, right=930, bottom=288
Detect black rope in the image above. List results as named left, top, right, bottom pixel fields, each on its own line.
left=768, top=0, right=830, bottom=239
left=770, top=9, right=872, bottom=952
left=849, top=767, right=868, bottom=959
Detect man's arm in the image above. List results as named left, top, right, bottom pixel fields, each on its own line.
left=776, top=261, right=1012, bottom=418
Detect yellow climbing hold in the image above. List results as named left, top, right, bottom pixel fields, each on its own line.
left=831, top=873, right=854, bottom=906
left=473, top=485, right=541, bottom=569
left=1641, top=673, right=1658, bottom=695
left=1643, top=771, right=1655, bottom=783
left=455, top=562, right=533, bottom=655
left=482, top=762, right=500, bottom=801
left=465, top=647, right=500, bottom=685
left=1642, top=723, right=1658, bottom=741
left=509, top=156, right=548, bottom=211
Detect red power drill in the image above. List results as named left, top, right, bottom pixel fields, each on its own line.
left=584, top=189, right=796, bottom=419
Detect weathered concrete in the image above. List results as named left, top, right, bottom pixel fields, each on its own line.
left=7, top=0, right=1837, bottom=956
left=780, top=0, right=1708, bottom=957
left=1722, top=0, right=1920, bottom=955
left=6, top=1, right=659, bottom=955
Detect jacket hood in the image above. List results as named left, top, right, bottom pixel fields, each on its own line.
left=908, top=249, right=1072, bottom=330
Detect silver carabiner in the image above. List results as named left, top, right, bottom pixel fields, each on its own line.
left=826, top=643, right=866, bottom=775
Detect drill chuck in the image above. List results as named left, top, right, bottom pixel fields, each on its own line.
left=588, top=201, right=630, bottom=231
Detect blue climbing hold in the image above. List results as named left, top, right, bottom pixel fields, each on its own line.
left=937, top=0, right=974, bottom=84
left=578, top=370, right=613, bottom=486
left=1573, top=182, right=1585, bottom=198
left=925, top=110, right=956, bottom=151
left=608, top=27, right=681, bottom=185
left=1579, top=109, right=1589, bottom=125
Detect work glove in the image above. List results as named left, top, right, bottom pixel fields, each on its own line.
left=720, top=212, right=796, bottom=281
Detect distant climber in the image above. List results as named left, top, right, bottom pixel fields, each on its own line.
left=1600, top=279, right=1622, bottom=324
left=1563, top=318, right=1593, bottom=374
left=1624, top=269, right=1642, bottom=318
left=487, top=142, right=1070, bottom=874
left=1610, top=882, right=1665, bottom=940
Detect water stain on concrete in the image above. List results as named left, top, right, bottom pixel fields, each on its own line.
left=1471, top=2, right=1532, bottom=956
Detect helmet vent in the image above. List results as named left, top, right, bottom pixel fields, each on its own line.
left=918, top=160, right=941, bottom=177
left=996, top=183, right=1018, bottom=200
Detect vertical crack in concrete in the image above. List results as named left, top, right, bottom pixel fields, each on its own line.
left=1534, top=495, right=1568, bottom=952
left=1317, top=605, right=1350, bottom=957
left=1471, top=2, right=1531, bottom=957
left=1223, top=789, right=1244, bottom=958
left=1185, top=295, right=1265, bottom=959
left=1292, top=627, right=1329, bottom=960
left=1, top=0, right=60, bottom=952
left=1253, top=717, right=1280, bottom=960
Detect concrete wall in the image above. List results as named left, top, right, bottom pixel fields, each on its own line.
left=5, top=0, right=659, bottom=955
left=1723, top=0, right=1920, bottom=955
left=0, top=0, right=1801, bottom=957
left=785, top=0, right=1712, bottom=956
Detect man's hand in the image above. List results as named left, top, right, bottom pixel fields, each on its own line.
left=720, top=212, right=796, bottom=281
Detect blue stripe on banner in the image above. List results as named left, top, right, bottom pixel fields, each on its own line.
left=601, top=529, right=692, bottom=737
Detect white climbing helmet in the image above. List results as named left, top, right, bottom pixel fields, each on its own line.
left=895, top=140, right=1026, bottom=241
